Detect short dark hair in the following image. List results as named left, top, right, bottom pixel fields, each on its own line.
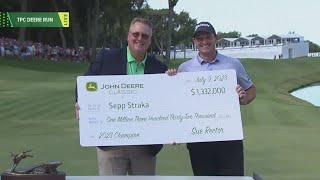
left=130, top=17, right=153, bottom=30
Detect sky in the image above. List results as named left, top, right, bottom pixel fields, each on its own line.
left=147, top=0, right=319, bottom=45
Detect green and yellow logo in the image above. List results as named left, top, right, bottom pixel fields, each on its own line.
left=86, top=82, right=98, bottom=92
left=0, top=12, right=69, bottom=27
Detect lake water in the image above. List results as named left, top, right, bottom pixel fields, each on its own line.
left=290, top=85, right=320, bottom=106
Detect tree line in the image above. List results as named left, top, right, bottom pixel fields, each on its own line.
left=0, top=0, right=197, bottom=62
left=1, top=0, right=319, bottom=62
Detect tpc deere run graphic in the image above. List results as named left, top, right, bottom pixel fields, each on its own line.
left=0, top=12, right=69, bottom=27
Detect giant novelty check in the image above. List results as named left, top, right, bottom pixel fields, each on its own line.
left=77, top=69, right=243, bottom=146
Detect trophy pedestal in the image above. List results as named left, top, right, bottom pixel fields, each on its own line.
left=1, top=172, right=66, bottom=180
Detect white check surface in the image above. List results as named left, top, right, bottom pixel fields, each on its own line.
left=77, top=70, right=243, bottom=146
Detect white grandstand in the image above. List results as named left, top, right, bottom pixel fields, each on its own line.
left=171, top=32, right=309, bottom=59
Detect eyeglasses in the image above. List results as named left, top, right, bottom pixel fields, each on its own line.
left=130, top=31, right=150, bottom=40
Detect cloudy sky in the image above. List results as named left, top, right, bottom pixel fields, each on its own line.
left=147, top=0, right=319, bottom=45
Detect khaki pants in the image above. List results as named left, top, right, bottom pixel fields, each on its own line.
left=97, top=146, right=156, bottom=175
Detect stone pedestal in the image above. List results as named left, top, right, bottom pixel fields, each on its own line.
left=1, top=172, right=66, bottom=180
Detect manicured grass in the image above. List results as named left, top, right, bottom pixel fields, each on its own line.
left=0, top=57, right=320, bottom=179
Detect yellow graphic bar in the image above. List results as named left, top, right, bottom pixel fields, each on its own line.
left=58, top=12, right=69, bottom=27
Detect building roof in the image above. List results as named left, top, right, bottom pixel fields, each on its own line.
left=217, top=33, right=304, bottom=43
left=218, top=38, right=238, bottom=42
left=243, top=37, right=254, bottom=40
left=268, top=33, right=303, bottom=39
left=235, top=37, right=250, bottom=42
left=251, top=36, right=265, bottom=41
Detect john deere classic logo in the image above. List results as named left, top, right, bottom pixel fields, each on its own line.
left=86, top=82, right=98, bottom=92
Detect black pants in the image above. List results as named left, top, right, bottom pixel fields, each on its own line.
left=187, top=140, right=244, bottom=176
